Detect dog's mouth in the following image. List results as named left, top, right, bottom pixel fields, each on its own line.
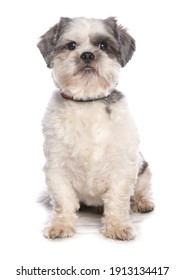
left=81, top=65, right=96, bottom=73
left=74, top=64, right=97, bottom=76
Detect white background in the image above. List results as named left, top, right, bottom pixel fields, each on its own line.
left=0, top=0, right=184, bottom=279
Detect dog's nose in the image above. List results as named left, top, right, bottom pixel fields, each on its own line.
left=80, top=52, right=95, bottom=63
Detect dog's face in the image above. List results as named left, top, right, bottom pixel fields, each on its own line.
left=37, top=17, right=135, bottom=99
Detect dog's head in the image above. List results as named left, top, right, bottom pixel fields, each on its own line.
left=37, top=17, right=135, bottom=99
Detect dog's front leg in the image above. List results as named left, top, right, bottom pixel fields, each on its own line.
left=102, top=176, right=135, bottom=240
left=44, top=167, right=79, bottom=239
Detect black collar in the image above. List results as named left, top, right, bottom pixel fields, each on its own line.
left=60, top=92, right=109, bottom=102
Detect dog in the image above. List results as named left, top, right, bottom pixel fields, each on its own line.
left=37, top=16, right=154, bottom=240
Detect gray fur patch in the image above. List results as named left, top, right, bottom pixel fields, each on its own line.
left=138, top=159, right=149, bottom=176
left=90, top=33, right=120, bottom=61
left=103, top=17, right=135, bottom=67
left=37, top=17, right=71, bottom=68
left=118, top=26, right=136, bottom=66
left=105, top=106, right=112, bottom=115
left=103, top=89, right=124, bottom=116
left=103, top=89, right=124, bottom=105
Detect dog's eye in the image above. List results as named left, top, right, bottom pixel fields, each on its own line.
left=67, top=41, right=77, bottom=50
left=99, top=41, right=108, bottom=51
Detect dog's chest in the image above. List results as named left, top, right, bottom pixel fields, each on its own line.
left=62, top=104, right=112, bottom=161
left=58, top=103, right=115, bottom=202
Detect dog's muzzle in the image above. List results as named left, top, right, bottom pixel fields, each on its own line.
left=80, top=52, right=95, bottom=63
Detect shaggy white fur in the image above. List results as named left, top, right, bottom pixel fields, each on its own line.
left=38, top=17, right=154, bottom=240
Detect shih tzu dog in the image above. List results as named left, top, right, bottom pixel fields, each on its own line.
left=37, top=16, right=154, bottom=240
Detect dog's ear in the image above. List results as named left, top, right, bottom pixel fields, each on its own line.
left=105, top=17, right=136, bottom=67
left=37, top=17, right=70, bottom=68
left=118, top=25, right=136, bottom=67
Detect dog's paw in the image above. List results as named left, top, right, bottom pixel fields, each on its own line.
left=103, top=223, right=136, bottom=240
left=131, top=196, right=155, bottom=213
left=44, top=224, right=75, bottom=239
